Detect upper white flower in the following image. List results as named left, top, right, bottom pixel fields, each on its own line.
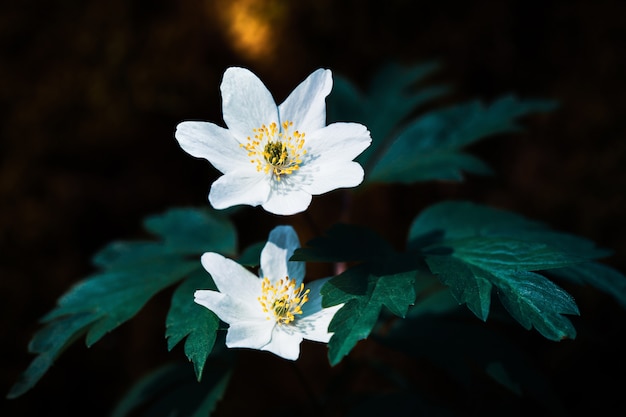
left=175, top=67, right=372, bottom=215
left=194, top=225, right=342, bottom=360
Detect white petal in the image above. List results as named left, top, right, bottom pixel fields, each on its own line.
left=260, top=326, right=304, bottom=360
left=194, top=290, right=259, bottom=323
left=299, top=161, right=364, bottom=195
left=208, top=170, right=271, bottom=210
left=300, top=277, right=329, bottom=315
left=260, top=226, right=305, bottom=283
left=174, top=121, right=248, bottom=174
left=278, top=69, right=332, bottom=133
left=225, top=320, right=275, bottom=349
left=304, top=122, right=372, bottom=163
left=221, top=67, right=279, bottom=141
left=200, top=252, right=261, bottom=303
left=297, top=303, right=343, bottom=343
left=297, top=278, right=343, bottom=343
left=261, top=186, right=313, bottom=216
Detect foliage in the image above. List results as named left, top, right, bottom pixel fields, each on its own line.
left=9, top=63, right=626, bottom=416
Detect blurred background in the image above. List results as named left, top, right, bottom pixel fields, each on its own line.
left=2, top=0, right=625, bottom=416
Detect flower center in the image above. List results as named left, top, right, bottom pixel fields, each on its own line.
left=241, top=121, right=307, bottom=181
left=258, top=276, right=310, bottom=325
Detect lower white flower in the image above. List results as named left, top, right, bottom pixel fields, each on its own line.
left=194, top=225, right=342, bottom=360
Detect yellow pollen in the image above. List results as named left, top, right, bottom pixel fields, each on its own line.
left=240, top=121, right=307, bottom=180
left=257, top=276, right=310, bottom=325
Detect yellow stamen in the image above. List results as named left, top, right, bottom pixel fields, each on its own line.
left=240, top=121, right=307, bottom=180
left=257, top=276, right=310, bottom=325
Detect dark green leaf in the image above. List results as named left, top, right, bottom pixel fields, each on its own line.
left=323, top=261, right=417, bottom=365
left=495, top=270, right=579, bottom=340
left=42, top=260, right=199, bottom=346
left=7, top=313, right=99, bottom=399
left=370, top=96, right=557, bottom=183
left=166, top=269, right=220, bottom=380
left=409, top=201, right=608, bottom=259
left=408, top=201, right=598, bottom=339
left=292, top=223, right=394, bottom=262
left=10, top=207, right=237, bottom=398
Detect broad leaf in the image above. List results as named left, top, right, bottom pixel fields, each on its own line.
left=166, top=269, right=220, bottom=380
left=370, top=96, right=557, bottom=183
left=407, top=201, right=606, bottom=340
left=10, top=207, right=236, bottom=397
left=43, top=260, right=199, bottom=346
left=6, top=313, right=99, bottom=399
left=322, top=258, right=418, bottom=365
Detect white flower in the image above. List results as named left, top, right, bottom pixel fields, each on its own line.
left=175, top=67, right=372, bottom=215
left=194, top=225, right=342, bottom=360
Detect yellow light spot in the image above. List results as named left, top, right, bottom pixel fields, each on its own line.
left=212, top=0, right=288, bottom=62
left=257, top=276, right=310, bottom=325
left=241, top=120, right=307, bottom=181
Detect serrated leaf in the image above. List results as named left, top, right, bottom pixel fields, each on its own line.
left=10, top=207, right=237, bottom=398
left=292, top=223, right=394, bottom=262
left=111, top=359, right=232, bottom=417
left=494, top=270, right=579, bottom=340
left=408, top=201, right=597, bottom=339
left=409, top=201, right=608, bottom=259
left=370, top=96, right=557, bottom=183
left=166, top=269, right=220, bottom=380
left=426, top=255, right=493, bottom=320
left=7, top=313, right=99, bottom=399
left=327, top=62, right=448, bottom=170
left=323, top=262, right=417, bottom=365
left=43, top=260, right=200, bottom=346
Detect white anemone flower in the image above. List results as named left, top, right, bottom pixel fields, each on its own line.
left=194, top=225, right=342, bottom=360
left=175, top=67, right=372, bottom=215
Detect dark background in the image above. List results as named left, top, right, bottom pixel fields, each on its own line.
left=2, top=0, right=625, bottom=416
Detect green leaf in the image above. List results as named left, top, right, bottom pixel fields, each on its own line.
left=42, top=260, right=200, bottom=346
left=6, top=313, right=99, bottom=399
left=110, top=360, right=232, bottom=417
left=495, top=270, right=578, bottom=340
left=407, top=201, right=601, bottom=340
left=166, top=269, right=220, bottom=380
left=409, top=201, right=608, bottom=259
left=327, top=62, right=449, bottom=170
left=323, top=260, right=417, bottom=365
left=10, top=207, right=236, bottom=398
left=292, top=223, right=394, bottom=262
left=370, top=96, right=557, bottom=183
